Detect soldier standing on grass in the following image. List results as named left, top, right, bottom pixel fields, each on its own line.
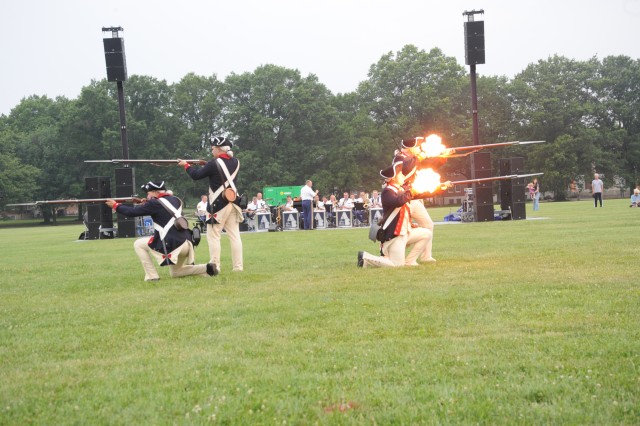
left=178, top=136, right=244, bottom=272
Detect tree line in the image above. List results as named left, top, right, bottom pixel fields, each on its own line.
left=1, top=45, right=639, bottom=208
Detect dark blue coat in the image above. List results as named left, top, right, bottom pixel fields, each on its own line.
left=116, top=195, right=191, bottom=263
left=184, top=155, right=239, bottom=216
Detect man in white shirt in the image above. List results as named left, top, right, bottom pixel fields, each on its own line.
left=196, top=195, right=209, bottom=231
left=592, top=173, right=604, bottom=207
left=338, top=192, right=353, bottom=210
left=370, top=190, right=382, bottom=208
left=255, top=192, right=267, bottom=210
left=283, top=195, right=297, bottom=212
left=300, top=180, right=318, bottom=230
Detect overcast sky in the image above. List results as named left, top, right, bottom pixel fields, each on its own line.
left=2, top=0, right=639, bottom=116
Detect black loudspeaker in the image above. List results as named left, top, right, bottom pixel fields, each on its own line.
left=117, top=218, right=136, bottom=238
left=473, top=152, right=492, bottom=178
left=98, top=177, right=111, bottom=198
left=472, top=152, right=494, bottom=221
left=475, top=204, right=495, bottom=222
left=464, top=21, right=485, bottom=65
left=86, top=204, right=113, bottom=223
left=86, top=204, right=102, bottom=224
left=103, top=38, right=128, bottom=82
left=85, top=176, right=111, bottom=198
left=511, top=202, right=526, bottom=220
left=500, top=157, right=523, bottom=175
left=115, top=168, right=135, bottom=198
left=499, top=157, right=526, bottom=220
left=85, top=177, right=99, bottom=198
left=115, top=168, right=134, bottom=186
left=115, top=185, right=133, bottom=198
left=86, top=223, right=101, bottom=240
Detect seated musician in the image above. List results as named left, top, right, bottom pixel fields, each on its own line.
left=338, top=192, right=354, bottom=210
left=255, top=192, right=267, bottom=210
left=246, top=196, right=258, bottom=219
left=283, top=195, right=298, bottom=212
left=370, top=190, right=382, bottom=209
left=196, top=194, right=208, bottom=222
left=314, top=195, right=325, bottom=211
left=353, top=191, right=366, bottom=225
left=325, top=194, right=337, bottom=225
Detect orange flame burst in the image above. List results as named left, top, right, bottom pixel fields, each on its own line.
left=412, top=168, right=443, bottom=194
left=420, top=134, right=448, bottom=158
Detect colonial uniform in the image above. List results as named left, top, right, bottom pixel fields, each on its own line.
left=112, top=181, right=214, bottom=281
left=183, top=137, right=244, bottom=271
left=393, top=137, right=435, bottom=262
left=359, top=166, right=432, bottom=268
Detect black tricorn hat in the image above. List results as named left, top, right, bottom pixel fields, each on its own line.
left=380, top=165, right=397, bottom=180
left=210, top=136, right=233, bottom=148
left=141, top=181, right=166, bottom=192
left=401, top=137, right=420, bottom=149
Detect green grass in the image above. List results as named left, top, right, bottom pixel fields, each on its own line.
left=1, top=199, right=638, bottom=424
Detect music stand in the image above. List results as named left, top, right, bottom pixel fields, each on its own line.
left=353, top=202, right=365, bottom=226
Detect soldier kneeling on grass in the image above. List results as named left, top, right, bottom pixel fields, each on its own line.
left=357, top=165, right=433, bottom=268
left=106, top=181, right=217, bottom=281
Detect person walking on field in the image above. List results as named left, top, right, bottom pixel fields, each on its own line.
left=592, top=173, right=604, bottom=207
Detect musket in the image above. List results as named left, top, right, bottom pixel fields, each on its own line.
left=428, top=140, right=545, bottom=158
left=85, top=159, right=206, bottom=166
left=415, top=173, right=544, bottom=197
left=446, top=173, right=544, bottom=186
left=35, top=197, right=140, bottom=205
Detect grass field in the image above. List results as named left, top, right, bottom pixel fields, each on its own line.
left=1, top=199, right=638, bottom=424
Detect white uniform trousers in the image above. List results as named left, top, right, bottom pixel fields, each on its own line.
left=208, top=203, right=244, bottom=272
left=133, top=237, right=208, bottom=281
left=361, top=227, right=433, bottom=268
left=409, top=199, right=435, bottom=261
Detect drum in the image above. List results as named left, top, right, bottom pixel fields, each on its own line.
left=369, top=208, right=383, bottom=225
left=256, top=211, right=270, bottom=231
left=336, top=209, right=353, bottom=228
left=313, top=210, right=326, bottom=228
left=282, top=211, right=299, bottom=230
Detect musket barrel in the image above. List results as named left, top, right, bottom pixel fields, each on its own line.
left=35, top=197, right=136, bottom=205
left=449, top=173, right=544, bottom=186
left=84, top=159, right=204, bottom=164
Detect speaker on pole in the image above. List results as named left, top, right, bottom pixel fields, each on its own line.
left=103, top=37, right=128, bottom=82
left=464, top=20, right=485, bottom=65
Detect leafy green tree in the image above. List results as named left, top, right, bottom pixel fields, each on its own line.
left=222, top=65, right=339, bottom=196
left=0, top=124, right=41, bottom=206
left=594, top=56, right=640, bottom=189
left=509, top=55, right=616, bottom=198
left=357, top=45, right=468, bottom=141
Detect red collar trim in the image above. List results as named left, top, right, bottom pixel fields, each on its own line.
left=218, top=154, right=231, bottom=160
